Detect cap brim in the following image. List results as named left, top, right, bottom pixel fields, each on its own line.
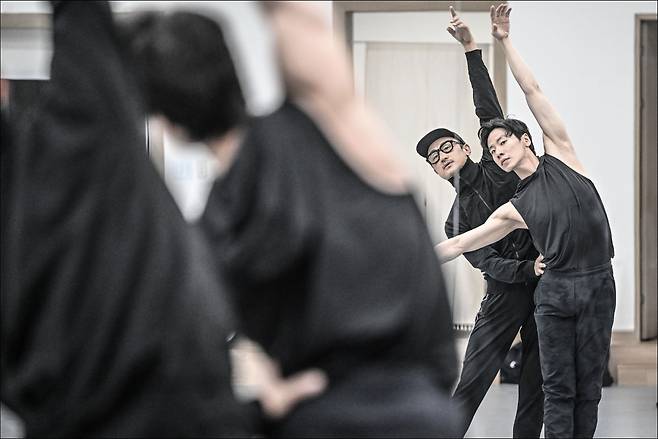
left=416, top=128, right=458, bottom=158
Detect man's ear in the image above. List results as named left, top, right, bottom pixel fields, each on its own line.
left=521, top=133, right=531, bottom=146
left=462, top=143, right=472, bottom=156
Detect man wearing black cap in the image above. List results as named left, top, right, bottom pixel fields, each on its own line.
left=415, top=8, right=544, bottom=438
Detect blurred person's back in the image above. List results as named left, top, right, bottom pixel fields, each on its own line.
left=124, top=8, right=462, bottom=436
left=0, top=2, right=250, bottom=436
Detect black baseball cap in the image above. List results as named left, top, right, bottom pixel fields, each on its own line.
left=416, top=128, right=466, bottom=158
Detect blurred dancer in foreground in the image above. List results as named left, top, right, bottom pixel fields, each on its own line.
left=1, top=1, right=323, bottom=436
left=125, top=2, right=461, bottom=437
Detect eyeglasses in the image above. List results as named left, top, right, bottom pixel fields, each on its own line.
left=426, top=140, right=463, bottom=165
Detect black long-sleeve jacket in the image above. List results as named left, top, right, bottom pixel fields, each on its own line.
left=444, top=50, right=538, bottom=294
left=1, top=2, right=248, bottom=436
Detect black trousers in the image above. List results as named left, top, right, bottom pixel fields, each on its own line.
left=452, top=283, right=544, bottom=438
left=534, top=263, right=616, bottom=438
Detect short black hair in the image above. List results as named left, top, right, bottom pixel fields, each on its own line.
left=478, top=117, right=536, bottom=154
left=120, top=11, right=247, bottom=142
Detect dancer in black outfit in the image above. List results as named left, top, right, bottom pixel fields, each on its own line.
left=125, top=2, right=461, bottom=437
left=1, top=2, right=322, bottom=436
left=437, top=5, right=616, bottom=438
left=415, top=7, right=543, bottom=437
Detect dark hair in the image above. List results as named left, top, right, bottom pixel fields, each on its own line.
left=120, top=12, right=247, bottom=142
left=478, top=118, right=535, bottom=154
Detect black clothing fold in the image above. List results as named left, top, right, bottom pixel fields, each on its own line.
left=1, top=2, right=248, bottom=436
left=201, top=101, right=460, bottom=436
left=511, top=154, right=615, bottom=271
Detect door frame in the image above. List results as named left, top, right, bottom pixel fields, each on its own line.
left=634, top=13, right=657, bottom=341
left=332, top=1, right=508, bottom=112
left=333, top=1, right=506, bottom=336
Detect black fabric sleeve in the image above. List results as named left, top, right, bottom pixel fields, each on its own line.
left=445, top=205, right=537, bottom=284
left=465, top=49, right=503, bottom=165
left=47, top=1, right=144, bottom=145
left=466, top=49, right=504, bottom=126
left=202, top=116, right=314, bottom=284
left=1, top=3, right=247, bottom=436
left=200, top=108, right=316, bottom=348
left=464, top=248, right=537, bottom=284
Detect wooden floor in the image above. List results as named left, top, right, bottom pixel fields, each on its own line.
left=609, top=332, right=657, bottom=386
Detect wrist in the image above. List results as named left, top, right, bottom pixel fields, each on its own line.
left=463, top=42, right=478, bottom=52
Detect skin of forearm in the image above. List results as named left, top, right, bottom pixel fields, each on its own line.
left=435, top=238, right=464, bottom=263
left=436, top=216, right=518, bottom=264
left=268, top=3, right=411, bottom=194
left=463, top=41, right=478, bottom=53
left=269, top=4, right=354, bottom=110
left=500, top=38, right=540, bottom=95
left=298, top=96, right=410, bottom=194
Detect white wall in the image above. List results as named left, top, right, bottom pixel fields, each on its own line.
left=111, top=1, right=286, bottom=221
left=112, top=1, right=284, bottom=116
left=5, top=1, right=651, bottom=331
left=350, top=11, right=497, bottom=326
left=1, top=1, right=287, bottom=220
left=1, top=1, right=51, bottom=79
left=507, top=1, right=657, bottom=331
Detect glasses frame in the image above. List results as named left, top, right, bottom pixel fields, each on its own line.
left=426, top=139, right=464, bottom=165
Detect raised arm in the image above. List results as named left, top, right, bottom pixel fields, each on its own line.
left=46, top=1, right=143, bottom=143
left=447, top=7, right=503, bottom=167
left=263, top=2, right=411, bottom=194
left=491, top=4, right=586, bottom=174
left=436, top=201, right=525, bottom=263
left=449, top=6, right=504, bottom=126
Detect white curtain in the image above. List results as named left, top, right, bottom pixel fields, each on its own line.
left=363, top=42, right=490, bottom=326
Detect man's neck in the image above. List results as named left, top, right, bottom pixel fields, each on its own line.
left=514, top=152, right=540, bottom=179
left=208, top=126, right=245, bottom=174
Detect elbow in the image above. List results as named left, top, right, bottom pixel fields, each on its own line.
left=454, top=237, right=466, bottom=256
left=436, top=239, right=460, bottom=264
left=522, top=81, right=541, bottom=96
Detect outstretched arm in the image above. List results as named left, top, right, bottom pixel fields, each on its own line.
left=445, top=209, right=539, bottom=283
left=436, top=201, right=525, bottom=263
left=491, top=4, right=586, bottom=174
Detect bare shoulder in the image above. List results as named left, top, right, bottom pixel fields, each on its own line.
left=543, top=135, right=589, bottom=177
left=494, top=202, right=527, bottom=229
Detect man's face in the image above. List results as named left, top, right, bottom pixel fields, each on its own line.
left=428, top=136, right=471, bottom=180
left=486, top=128, right=531, bottom=173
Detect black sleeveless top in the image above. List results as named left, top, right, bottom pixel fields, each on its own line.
left=201, top=102, right=458, bottom=390
left=510, top=154, right=614, bottom=272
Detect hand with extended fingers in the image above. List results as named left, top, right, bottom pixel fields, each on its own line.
left=490, top=3, right=512, bottom=40
left=446, top=6, right=476, bottom=52
left=534, top=254, right=546, bottom=276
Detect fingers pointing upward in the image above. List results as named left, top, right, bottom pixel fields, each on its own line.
left=495, top=3, right=512, bottom=18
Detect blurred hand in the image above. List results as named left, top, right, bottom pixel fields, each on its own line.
left=490, top=3, right=512, bottom=40
left=446, top=6, right=476, bottom=51
left=534, top=254, right=546, bottom=276
left=257, top=357, right=328, bottom=419
left=231, top=338, right=328, bottom=419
